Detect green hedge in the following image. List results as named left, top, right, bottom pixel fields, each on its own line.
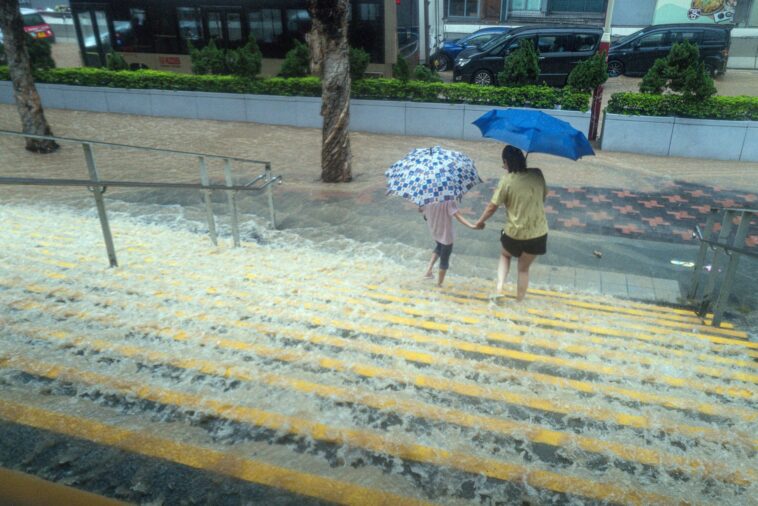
left=0, top=66, right=590, bottom=111
left=607, top=92, right=758, bottom=121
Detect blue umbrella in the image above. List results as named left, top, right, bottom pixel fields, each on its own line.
left=385, top=146, right=482, bottom=207
left=472, top=108, right=595, bottom=161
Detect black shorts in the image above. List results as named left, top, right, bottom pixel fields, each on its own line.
left=434, top=241, right=453, bottom=270
left=500, top=231, right=547, bottom=257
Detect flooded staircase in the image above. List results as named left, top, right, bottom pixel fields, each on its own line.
left=0, top=205, right=756, bottom=505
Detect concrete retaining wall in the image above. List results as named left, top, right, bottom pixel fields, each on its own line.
left=0, top=81, right=590, bottom=142
left=601, top=113, right=758, bottom=162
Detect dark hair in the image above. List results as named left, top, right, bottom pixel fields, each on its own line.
left=502, top=145, right=527, bottom=173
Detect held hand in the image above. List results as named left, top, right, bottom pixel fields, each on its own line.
left=474, top=221, right=485, bottom=230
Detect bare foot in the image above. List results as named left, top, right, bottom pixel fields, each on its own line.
left=424, top=272, right=433, bottom=279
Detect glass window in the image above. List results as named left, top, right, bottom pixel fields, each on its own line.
left=671, top=31, right=699, bottom=44
left=638, top=32, right=665, bottom=48
left=466, top=34, right=496, bottom=46
left=550, top=0, right=604, bottom=12
left=249, top=9, right=283, bottom=44
left=177, top=7, right=203, bottom=42
left=129, top=8, right=152, bottom=51
left=703, top=29, right=727, bottom=43
left=208, top=11, right=223, bottom=40
left=537, top=34, right=575, bottom=53
left=750, top=4, right=758, bottom=27
left=78, top=11, right=96, bottom=50
left=359, top=3, right=378, bottom=20
left=228, top=12, right=242, bottom=42
left=22, top=12, right=45, bottom=26
left=511, top=0, right=541, bottom=11
left=575, top=33, right=598, bottom=51
left=286, top=9, right=311, bottom=39
left=448, top=0, right=479, bottom=17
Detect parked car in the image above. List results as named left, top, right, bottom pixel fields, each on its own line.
left=0, top=8, right=56, bottom=46
left=453, top=25, right=603, bottom=87
left=606, top=23, right=732, bottom=77
left=431, top=27, right=509, bottom=72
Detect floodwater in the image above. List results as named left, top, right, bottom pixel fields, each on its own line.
left=1, top=198, right=756, bottom=505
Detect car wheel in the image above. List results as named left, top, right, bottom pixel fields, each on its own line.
left=472, top=69, right=494, bottom=86
left=433, top=54, right=451, bottom=72
left=704, top=63, right=717, bottom=78
left=607, top=60, right=624, bottom=78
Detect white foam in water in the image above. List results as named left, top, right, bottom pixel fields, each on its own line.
left=0, top=202, right=756, bottom=505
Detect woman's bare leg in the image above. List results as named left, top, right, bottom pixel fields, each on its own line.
left=496, top=249, right=511, bottom=293
left=425, top=253, right=438, bottom=278
left=516, top=253, right=537, bottom=301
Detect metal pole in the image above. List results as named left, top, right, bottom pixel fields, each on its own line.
left=699, top=210, right=736, bottom=316
left=82, top=143, right=118, bottom=268
left=198, top=156, right=218, bottom=246
left=224, top=158, right=240, bottom=248
left=688, top=211, right=717, bottom=299
left=711, top=212, right=750, bottom=327
left=265, top=163, right=277, bottom=229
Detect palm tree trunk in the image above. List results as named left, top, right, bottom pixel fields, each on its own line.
left=0, top=0, right=59, bottom=153
left=309, top=0, right=352, bottom=183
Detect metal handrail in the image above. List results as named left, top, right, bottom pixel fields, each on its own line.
left=0, top=130, right=282, bottom=268
left=688, top=206, right=757, bottom=327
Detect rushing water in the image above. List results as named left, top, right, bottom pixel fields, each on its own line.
left=0, top=202, right=756, bottom=505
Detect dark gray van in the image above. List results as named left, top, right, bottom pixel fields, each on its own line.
left=452, top=25, right=603, bottom=87
left=607, top=24, right=732, bottom=77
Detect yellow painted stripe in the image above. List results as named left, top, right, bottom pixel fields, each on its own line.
left=0, top=400, right=431, bottom=506
left=0, top=361, right=698, bottom=505
left=4, top=352, right=753, bottom=487
left=0, top=466, right=127, bottom=506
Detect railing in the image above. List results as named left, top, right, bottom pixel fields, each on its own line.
left=688, top=206, right=758, bottom=327
left=0, top=130, right=282, bottom=268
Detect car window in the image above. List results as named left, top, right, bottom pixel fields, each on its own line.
left=467, top=33, right=496, bottom=46
left=703, top=30, right=726, bottom=43
left=638, top=32, right=665, bottom=48
left=537, top=34, right=575, bottom=53
left=672, top=30, right=699, bottom=44
left=575, top=33, right=598, bottom=51
left=480, top=33, right=509, bottom=52
left=22, top=13, right=45, bottom=26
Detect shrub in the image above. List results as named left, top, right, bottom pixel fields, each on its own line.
left=567, top=51, right=608, bottom=92
left=392, top=55, right=410, bottom=82
left=412, top=64, right=442, bottom=83
left=607, top=92, right=758, bottom=121
left=349, top=46, right=370, bottom=81
left=227, top=40, right=262, bottom=79
left=639, top=41, right=716, bottom=100
left=0, top=36, right=56, bottom=70
left=279, top=40, right=310, bottom=78
left=189, top=39, right=225, bottom=75
left=498, top=39, right=539, bottom=86
left=106, top=50, right=129, bottom=71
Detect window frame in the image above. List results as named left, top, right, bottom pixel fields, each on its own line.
left=447, top=0, right=480, bottom=19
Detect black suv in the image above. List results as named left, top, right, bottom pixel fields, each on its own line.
left=452, top=25, right=603, bottom=87
left=607, top=23, right=732, bottom=77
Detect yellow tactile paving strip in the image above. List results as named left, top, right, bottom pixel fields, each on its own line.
left=1, top=205, right=756, bottom=505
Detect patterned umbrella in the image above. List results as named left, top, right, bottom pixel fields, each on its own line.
left=385, top=146, right=482, bottom=206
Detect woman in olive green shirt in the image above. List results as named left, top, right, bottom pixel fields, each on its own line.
left=474, top=146, right=548, bottom=301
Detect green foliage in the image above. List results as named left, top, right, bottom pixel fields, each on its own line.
left=0, top=66, right=592, bottom=111
left=608, top=92, right=758, bottom=121
left=0, top=36, right=56, bottom=69
left=498, top=39, right=539, bottom=87
left=412, top=64, right=442, bottom=83
left=349, top=46, right=370, bottom=81
left=567, top=51, right=608, bottom=92
left=639, top=41, right=716, bottom=100
left=392, top=55, right=410, bottom=82
left=227, top=40, right=262, bottom=79
left=106, top=50, right=129, bottom=71
left=189, top=39, right=225, bottom=75
left=279, top=40, right=310, bottom=78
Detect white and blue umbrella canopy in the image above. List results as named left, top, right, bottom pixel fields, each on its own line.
left=385, top=146, right=482, bottom=207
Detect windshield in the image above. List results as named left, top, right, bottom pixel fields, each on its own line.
left=480, top=33, right=510, bottom=52
left=22, top=13, right=46, bottom=26
left=614, top=32, right=640, bottom=46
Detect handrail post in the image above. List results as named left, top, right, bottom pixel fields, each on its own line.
left=265, top=163, right=277, bottom=229
left=698, top=210, right=735, bottom=317
left=688, top=211, right=716, bottom=299
left=198, top=156, right=218, bottom=246
left=223, top=158, right=240, bottom=247
left=82, top=143, right=118, bottom=268
left=711, top=212, right=750, bottom=327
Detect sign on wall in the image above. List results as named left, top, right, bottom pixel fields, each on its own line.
left=654, top=0, right=738, bottom=24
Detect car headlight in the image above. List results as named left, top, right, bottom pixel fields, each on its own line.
left=455, top=57, right=471, bottom=67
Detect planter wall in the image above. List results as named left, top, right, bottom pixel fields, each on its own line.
left=0, top=81, right=590, bottom=143
left=601, top=113, right=757, bottom=162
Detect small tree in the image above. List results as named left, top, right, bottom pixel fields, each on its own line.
left=413, top=64, right=442, bottom=82
left=189, top=39, right=225, bottom=75
left=640, top=41, right=716, bottom=100
left=498, top=39, right=539, bottom=86
left=392, top=55, right=410, bottom=82
left=349, top=46, right=370, bottom=81
left=567, top=51, right=608, bottom=92
left=106, top=50, right=129, bottom=71
left=279, top=40, right=310, bottom=77
left=26, top=38, right=55, bottom=70
left=227, top=39, right=262, bottom=79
